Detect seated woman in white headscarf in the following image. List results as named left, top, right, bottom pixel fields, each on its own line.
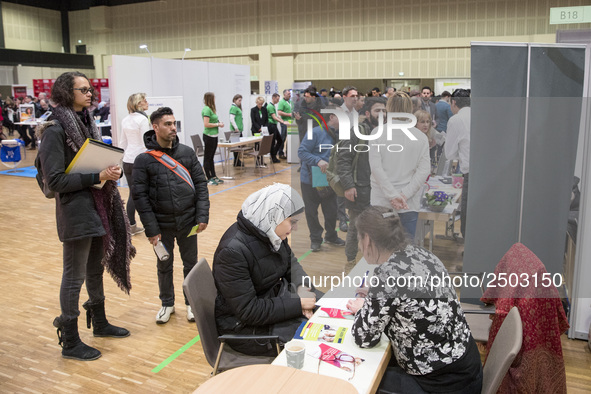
left=213, top=183, right=322, bottom=356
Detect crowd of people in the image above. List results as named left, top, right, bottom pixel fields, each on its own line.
left=29, top=70, right=478, bottom=392
left=290, top=84, right=471, bottom=271
left=0, top=91, right=110, bottom=148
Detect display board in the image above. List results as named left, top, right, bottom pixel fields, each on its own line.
left=109, top=55, right=250, bottom=153
left=145, top=96, right=185, bottom=144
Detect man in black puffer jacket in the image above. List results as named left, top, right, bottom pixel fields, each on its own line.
left=133, top=107, right=210, bottom=324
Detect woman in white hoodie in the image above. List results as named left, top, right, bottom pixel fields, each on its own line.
left=120, top=93, right=149, bottom=235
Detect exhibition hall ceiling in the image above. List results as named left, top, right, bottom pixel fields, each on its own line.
left=2, top=0, right=159, bottom=12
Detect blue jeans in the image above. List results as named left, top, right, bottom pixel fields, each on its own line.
left=398, top=211, right=419, bottom=241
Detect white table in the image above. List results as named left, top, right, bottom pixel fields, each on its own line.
left=273, top=259, right=391, bottom=394
left=217, top=136, right=263, bottom=179
left=417, top=175, right=462, bottom=250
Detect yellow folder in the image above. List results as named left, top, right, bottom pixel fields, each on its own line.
left=65, top=138, right=124, bottom=188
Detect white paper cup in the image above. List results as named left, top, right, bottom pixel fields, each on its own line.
left=285, top=340, right=305, bottom=369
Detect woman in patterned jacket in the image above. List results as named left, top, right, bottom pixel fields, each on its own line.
left=346, top=206, right=482, bottom=393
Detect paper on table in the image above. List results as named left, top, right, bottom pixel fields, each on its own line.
left=315, top=297, right=350, bottom=310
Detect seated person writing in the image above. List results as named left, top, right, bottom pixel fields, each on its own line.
left=213, top=183, right=322, bottom=356
left=347, top=206, right=482, bottom=394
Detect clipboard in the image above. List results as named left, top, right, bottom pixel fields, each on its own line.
left=66, top=138, right=124, bottom=189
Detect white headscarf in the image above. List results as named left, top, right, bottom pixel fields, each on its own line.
left=241, top=183, right=305, bottom=251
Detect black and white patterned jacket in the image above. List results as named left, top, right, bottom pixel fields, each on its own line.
left=352, top=245, right=472, bottom=376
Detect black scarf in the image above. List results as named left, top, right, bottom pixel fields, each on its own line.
left=52, top=105, right=135, bottom=294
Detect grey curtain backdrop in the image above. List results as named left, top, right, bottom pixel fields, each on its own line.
left=463, top=43, right=585, bottom=300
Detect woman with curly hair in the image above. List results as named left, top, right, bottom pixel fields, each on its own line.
left=37, top=71, right=134, bottom=361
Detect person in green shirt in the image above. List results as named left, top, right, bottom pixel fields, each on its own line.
left=277, top=89, right=292, bottom=159
left=267, top=93, right=289, bottom=163
left=229, top=94, right=243, bottom=167
left=201, top=92, right=224, bottom=185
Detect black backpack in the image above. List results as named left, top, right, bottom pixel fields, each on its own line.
left=34, top=153, right=55, bottom=199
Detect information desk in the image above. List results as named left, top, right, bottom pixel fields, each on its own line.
left=217, top=136, right=263, bottom=180
left=417, top=175, right=463, bottom=250
left=193, top=364, right=357, bottom=393
left=272, top=259, right=391, bottom=394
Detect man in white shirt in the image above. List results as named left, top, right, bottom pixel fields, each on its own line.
left=444, top=89, right=471, bottom=239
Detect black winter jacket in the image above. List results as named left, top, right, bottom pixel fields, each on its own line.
left=213, top=211, right=307, bottom=355
left=132, top=131, right=209, bottom=237
left=38, top=120, right=105, bottom=242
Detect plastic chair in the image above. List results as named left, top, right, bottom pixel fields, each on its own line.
left=190, top=134, right=205, bottom=157
left=182, top=258, right=280, bottom=376
left=481, top=307, right=522, bottom=394
left=245, top=135, right=275, bottom=175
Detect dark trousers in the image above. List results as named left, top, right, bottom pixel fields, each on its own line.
left=461, top=173, right=469, bottom=239
left=337, top=196, right=348, bottom=223
left=17, top=125, right=31, bottom=146
left=203, top=134, right=218, bottom=179
left=345, top=186, right=371, bottom=261
left=157, top=226, right=198, bottom=307
left=232, top=131, right=243, bottom=166
left=300, top=182, right=338, bottom=244
left=123, top=162, right=137, bottom=225
left=278, top=123, right=288, bottom=156
left=268, top=123, right=282, bottom=159
left=60, top=237, right=105, bottom=321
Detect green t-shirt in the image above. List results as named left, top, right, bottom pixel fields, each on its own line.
left=202, top=106, right=219, bottom=136
left=277, top=98, right=292, bottom=123
left=267, top=103, right=278, bottom=125
left=229, top=104, right=243, bottom=132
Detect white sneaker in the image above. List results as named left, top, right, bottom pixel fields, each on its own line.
left=156, top=306, right=175, bottom=324
left=130, top=223, right=145, bottom=235
left=186, top=305, right=195, bottom=322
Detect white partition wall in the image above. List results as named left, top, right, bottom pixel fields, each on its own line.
left=109, top=55, right=250, bottom=150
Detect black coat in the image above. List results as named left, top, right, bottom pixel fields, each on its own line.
left=38, top=120, right=105, bottom=242
left=213, top=211, right=307, bottom=355
left=132, top=130, right=210, bottom=237
left=250, top=105, right=268, bottom=134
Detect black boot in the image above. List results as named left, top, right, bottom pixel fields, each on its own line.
left=83, top=300, right=130, bottom=338
left=53, top=317, right=101, bottom=361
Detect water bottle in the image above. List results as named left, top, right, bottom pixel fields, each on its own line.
left=153, top=240, right=170, bottom=261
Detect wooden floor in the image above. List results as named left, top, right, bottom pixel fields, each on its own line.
left=0, top=149, right=589, bottom=393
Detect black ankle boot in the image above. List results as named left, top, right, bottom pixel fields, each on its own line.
left=53, top=317, right=101, bottom=361
left=83, top=300, right=130, bottom=338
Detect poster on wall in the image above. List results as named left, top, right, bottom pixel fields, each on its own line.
left=12, top=85, right=27, bottom=99
left=146, top=96, right=185, bottom=145
left=19, top=104, right=35, bottom=122
left=264, top=81, right=279, bottom=95
left=434, top=79, right=471, bottom=95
